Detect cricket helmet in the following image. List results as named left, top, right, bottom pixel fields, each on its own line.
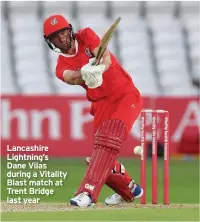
left=43, top=14, right=74, bottom=51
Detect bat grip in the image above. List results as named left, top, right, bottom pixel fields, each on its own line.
left=92, top=58, right=100, bottom=66
left=92, top=48, right=105, bottom=66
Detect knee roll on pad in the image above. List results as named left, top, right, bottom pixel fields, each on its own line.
left=94, top=119, right=126, bottom=152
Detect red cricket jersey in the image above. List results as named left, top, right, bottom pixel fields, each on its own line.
left=56, top=28, right=140, bottom=102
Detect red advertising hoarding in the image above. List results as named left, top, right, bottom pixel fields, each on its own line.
left=1, top=95, right=199, bottom=157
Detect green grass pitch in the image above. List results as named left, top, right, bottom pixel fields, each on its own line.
left=1, top=158, right=199, bottom=221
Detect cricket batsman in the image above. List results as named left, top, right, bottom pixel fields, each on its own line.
left=43, top=15, right=143, bottom=207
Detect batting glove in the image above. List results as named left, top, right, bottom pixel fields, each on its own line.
left=81, top=58, right=106, bottom=89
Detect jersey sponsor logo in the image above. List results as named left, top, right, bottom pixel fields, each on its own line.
left=51, top=18, right=58, bottom=25
left=85, top=48, right=93, bottom=58
left=85, top=183, right=95, bottom=191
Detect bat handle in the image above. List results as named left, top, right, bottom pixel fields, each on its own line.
left=92, top=58, right=100, bottom=66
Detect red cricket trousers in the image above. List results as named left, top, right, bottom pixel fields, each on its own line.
left=91, top=92, right=143, bottom=136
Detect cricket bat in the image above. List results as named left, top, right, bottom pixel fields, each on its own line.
left=93, top=17, right=121, bottom=66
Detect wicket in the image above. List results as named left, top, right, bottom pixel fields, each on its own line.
left=140, top=109, right=170, bottom=205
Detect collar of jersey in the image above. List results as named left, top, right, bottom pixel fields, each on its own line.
left=59, top=40, right=78, bottom=57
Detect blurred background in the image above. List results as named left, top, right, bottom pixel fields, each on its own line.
left=1, top=1, right=199, bottom=96
left=0, top=0, right=199, bottom=205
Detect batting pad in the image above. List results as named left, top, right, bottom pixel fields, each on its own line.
left=75, top=119, right=126, bottom=202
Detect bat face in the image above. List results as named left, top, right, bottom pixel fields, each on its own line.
left=94, top=17, right=121, bottom=65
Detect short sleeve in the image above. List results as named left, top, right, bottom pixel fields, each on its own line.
left=56, top=58, right=72, bottom=82
left=81, top=28, right=100, bottom=51
left=56, top=62, right=65, bottom=82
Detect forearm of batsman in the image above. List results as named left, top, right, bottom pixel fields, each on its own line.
left=63, top=70, right=85, bottom=85
left=93, top=47, right=112, bottom=71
